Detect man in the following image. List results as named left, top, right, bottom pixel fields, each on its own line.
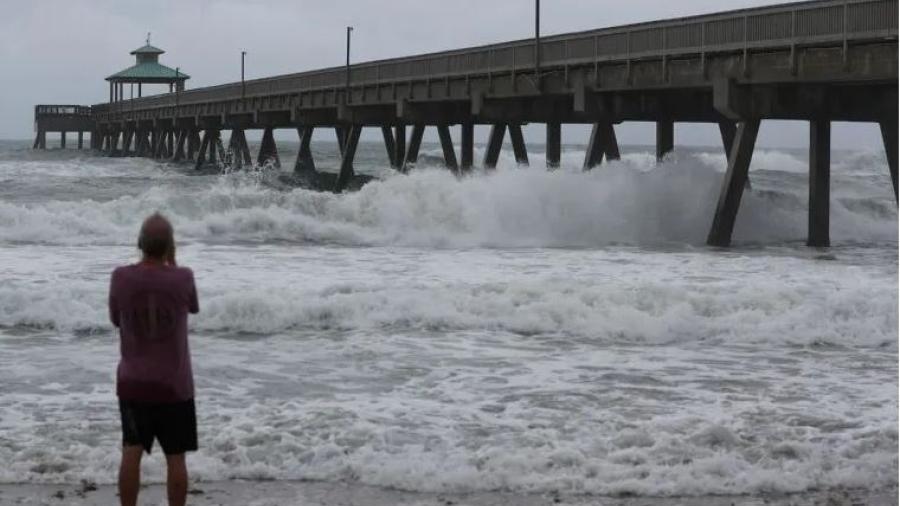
left=109, top=213, right=199, bottom=506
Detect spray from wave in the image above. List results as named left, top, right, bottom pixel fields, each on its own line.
left=0, top=149, right=895, bottom=247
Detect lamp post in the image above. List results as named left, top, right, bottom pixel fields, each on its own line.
left=534, top=0, right=541, bottom=88
left=345, top=26, right=353, bottom=105
left=241, top=50, right=247, bottom=99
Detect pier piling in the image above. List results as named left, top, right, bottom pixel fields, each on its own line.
left=808, top=120, right=831, bottom=247
left=460, top=123, right=474, bottom=172
left=583, top=123, right=605, bottom=170
left=294, top=126, right=316, bottom=172
left=509, top=124, right=529, bottom=166
left=546, top=122, right=561, bottom=169
left=194, top=131, right=210, bottom=170
left=707, top=120, right=760, bottom=247
left=404, top=124, right=425, bottom=169
left=656, top=120, right=674, bottom=162
left=483, top=124, right=506, bottom=169
left=394, top=125, right=407, bottom=171
left=257, top=127, right=280, bottom=167
left=381, top=127, right=397, bottom=168
left=437, top=125, right=459, bottom=172
left=335, top=125, right=362, bottom=192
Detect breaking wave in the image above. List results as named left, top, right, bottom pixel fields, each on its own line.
left=0, top=148, right=895, bottom=248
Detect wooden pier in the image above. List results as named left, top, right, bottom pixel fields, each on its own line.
left=35, top=0, right=899, bottom=247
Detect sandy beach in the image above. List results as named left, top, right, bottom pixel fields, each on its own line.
left=1, top=482, right=896, bottom=506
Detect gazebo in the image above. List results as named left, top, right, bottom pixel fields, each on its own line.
left=106, top=36, right=189, bottom=103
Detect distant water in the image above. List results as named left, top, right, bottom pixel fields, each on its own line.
left=0, top=138, right=896, bottom=496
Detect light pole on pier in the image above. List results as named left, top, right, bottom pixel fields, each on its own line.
left=241, top=51, right=247, bottom=99
left=345, top=26, right=353, bottom=105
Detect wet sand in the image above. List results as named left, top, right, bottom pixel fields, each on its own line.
left=1, top=482, right=895, bottom=506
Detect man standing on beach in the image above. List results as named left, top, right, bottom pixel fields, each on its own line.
left=109, top=213, right=199, bottom=506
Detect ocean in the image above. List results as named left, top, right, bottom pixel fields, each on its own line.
left=0, top=137, right=896, bottom=500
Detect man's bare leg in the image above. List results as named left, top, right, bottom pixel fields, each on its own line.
left=165, top=453, right=188, bottom=506
left=118, top=445, right=143, bottom=506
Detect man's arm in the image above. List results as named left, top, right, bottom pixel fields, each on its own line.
left=187, top=269, right=199, bottom=315
left=108, top=269, right=120, bottom=328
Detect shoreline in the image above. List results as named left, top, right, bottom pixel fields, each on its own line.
left=1, top=481, right=896, bottom=506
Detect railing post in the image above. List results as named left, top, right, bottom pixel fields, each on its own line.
left=842, top=0, right=849, bottom=69
left=701, top=21, right=707, bottom=79
left=742, top=15, right=749, bottom=76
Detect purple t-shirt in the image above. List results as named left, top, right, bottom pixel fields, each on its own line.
left=109, top=264, right=199, bottom=403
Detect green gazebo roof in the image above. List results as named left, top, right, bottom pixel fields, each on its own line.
left=106, top=62, right=189, bottom=82
left=130, top=44, right=165, bottom=55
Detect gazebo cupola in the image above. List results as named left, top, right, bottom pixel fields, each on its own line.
left=106, top=35, right=189, bottom=103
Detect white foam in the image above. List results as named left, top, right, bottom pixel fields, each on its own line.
left=0, top=244, right=894, bottom=348
left=0, top=149, right=895, bottom=247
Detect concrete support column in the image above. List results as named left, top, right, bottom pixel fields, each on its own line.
left=583, top=123, right=605, bottom=170
left=718, top=121, right=736, bottom=158
left=720, top=120, right=752, bottom=190
left=808, top=120, right=831, bottom=248
left=394, top=125, right=407, bottom=172
left=460, top=123, right=474, bottom=172
left=335, top=127, right=347, bottom=156
left=656, top=120, right=674, bottom=162
left=214, top=132, right=226, bottom=165
left=187, top=130, right=200, bottom=161
left=508, top=124, right=529, bottom=166
left=239, top=130, right=251, bottom=166
left=227, top=130, right=241, bottom=169
left=294, top=126, right=316, bottom=173
left=134, top=130, right=144, bottom=156
left=173, top=130, right=187, bottom=162
left=257, top=127, right=280, bottom=167
left=33, top=130, right=42, bottom=150
left=483, top=124, right=507, bottom=169
left=546, top=122, right=561, bottom=169
left=604, top=123, right=621, bottom=161
left=583, top=123, right=621, bottom=169
left=166, top=131, right=174, bottom=158
left=707, top=120, right=760, bottom=247
left=121, top=130, right=133, bottom=156
left=109, top=131, right=120, bottom=155
left=335, top=125, right=362, bottom=193
left=153, top=130, right=164, bottom=158
left=879, top=120, right=898, bottom=203
left=60, top=132, right=66, bottom=149
left=194, top=130, right=211, bottom=170
left=436, top=125, right=459, bottom=173
left=404, top=124, right=425, bottom=169
left=381, top=126, right=397, bottom=167
left=206, top=131, right=220, bottom=165
left=78, top=132, right=84, bottom=150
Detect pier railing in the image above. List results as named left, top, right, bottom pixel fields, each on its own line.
left=36, top=105, right=92, bottom=117
left=92, top=0, right=897, bottom=115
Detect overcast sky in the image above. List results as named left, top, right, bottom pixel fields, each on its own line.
left=0, top=0, right=883, bottom=148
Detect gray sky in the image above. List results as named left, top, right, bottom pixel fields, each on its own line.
left=0, top=0, right=883, bottom=148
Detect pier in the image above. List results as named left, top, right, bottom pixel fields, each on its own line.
left=34, top=0, right=898, bottom=247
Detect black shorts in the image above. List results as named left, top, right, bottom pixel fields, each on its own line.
left=119, top=398, right=198, bottom=455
